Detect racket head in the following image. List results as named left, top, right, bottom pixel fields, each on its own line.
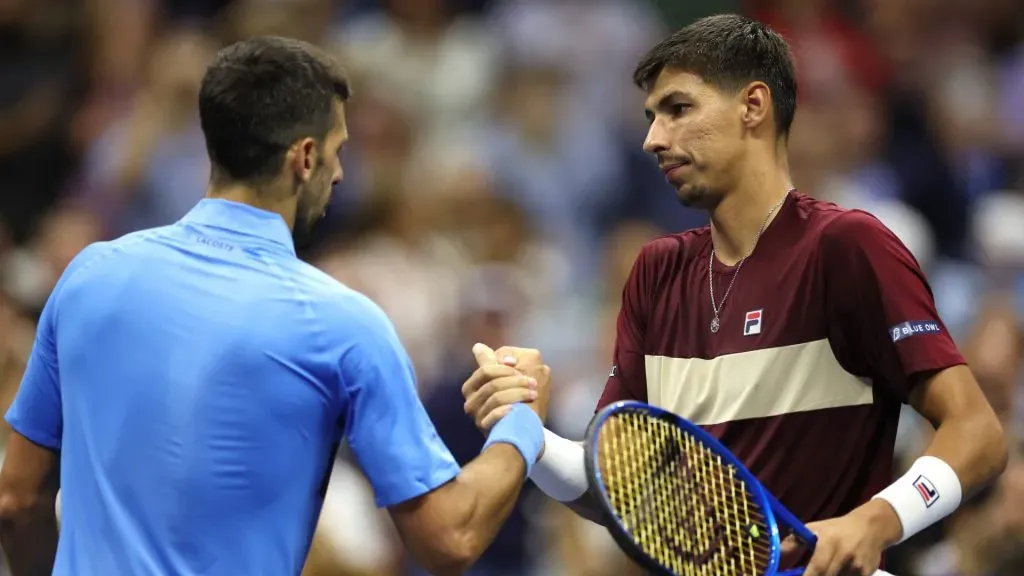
left=585, top=401, right=785, bottom=576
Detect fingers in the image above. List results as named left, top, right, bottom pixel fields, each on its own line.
left=802, top=541, right=832, bottom=576
left=494, top=346, right=541, bottom=369
left=476, top=392, right=537, bottom=430
left=478, top=406, right=514, bottom=431
left=778, top=534, right=801, bottom=557
left=477, top=384, right=537, bottom=422
left=799, top=522, right=827, bottom=576
left=461, top=363, right=520, bottom=399
left=472, top=342, right=497, bottom=366
left=803, top=539, right=873, bottom=576
left=464, top=373, right=537, bottom=417
left=492, top=347, right=521, bottom=368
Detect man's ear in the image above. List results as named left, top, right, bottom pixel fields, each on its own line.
left=288, top=137, right=318, bottom=186
left=740, top=80, right=772, bottom=132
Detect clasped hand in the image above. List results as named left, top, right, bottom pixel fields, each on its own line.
left=460, top=344, right=551, bottom=430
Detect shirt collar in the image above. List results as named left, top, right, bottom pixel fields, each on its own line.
left=180, top=198, right=296, bottom=255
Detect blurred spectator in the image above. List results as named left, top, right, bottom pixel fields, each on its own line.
left=0, top=0, right=91, bottom=244
left=75, top=28, right=214, bottom=236
left=488, top=0, right=664, bottom=133
left=2, top=207, right=102, bottom=316
left=480, top=56, right=628, bottom=290
left=221, top=0, right=333, bottom=46
left=335, top=0, right=500, bottom=151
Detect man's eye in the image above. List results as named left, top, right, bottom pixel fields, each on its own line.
left=671, top=104, right=690, bottom=116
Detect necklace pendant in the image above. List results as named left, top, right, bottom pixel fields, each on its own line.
left=710, top=317, right=720, bottom=333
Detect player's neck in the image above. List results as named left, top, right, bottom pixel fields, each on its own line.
left=708, top=168, right=793, bottom=266
left=206, top=183, right=297, bottom=231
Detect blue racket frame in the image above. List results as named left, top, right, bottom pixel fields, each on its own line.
left=585, top=401, right=817, bottom=576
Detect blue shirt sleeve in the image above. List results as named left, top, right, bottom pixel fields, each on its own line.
left=339, top=300, right=461, bottom=508
left=5, top=246, right=107, bottom=450
left=6, top=291, right=63, bottom=450
left=7, top=243, right=108, bottom=450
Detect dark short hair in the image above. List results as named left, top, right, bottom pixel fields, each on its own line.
left=633, top=14, right=797, bottom=137
left=199, top=36, right=351, bottom=184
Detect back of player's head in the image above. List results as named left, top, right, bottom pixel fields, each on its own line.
left=198, top=36, right=351, bottom=185
left=633, top=14, right=797, bottom=138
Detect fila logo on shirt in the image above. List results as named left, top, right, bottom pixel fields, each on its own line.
left=913, top=475, right=939, bottom=508
left=743, top=309, right=763, bottom=336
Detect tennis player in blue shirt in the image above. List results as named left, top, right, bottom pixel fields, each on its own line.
left=0, top=36, right=548, bottom=576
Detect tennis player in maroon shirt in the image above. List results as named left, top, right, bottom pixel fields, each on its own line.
left=461, top=14, right=1007, bottom=576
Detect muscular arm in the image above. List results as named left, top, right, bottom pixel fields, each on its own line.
left=343, top=309, right=545, bottom=576
left=858, top=365, right=1008, bottom=547
left=388, top=443, right=531, bottom=575
left=0, top=433, right=60, bottom=575
left=908, top=365, right=1007, bottom=498
left=819, top=211, right=1008, bottom=544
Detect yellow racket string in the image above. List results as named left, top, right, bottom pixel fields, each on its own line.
left=597, top=411, right=773, bottom=575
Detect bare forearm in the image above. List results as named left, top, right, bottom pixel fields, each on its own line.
left=403, top=444, right=527, bottom=576
left=922, top=413, right=1007, bottom=495
left=449, top=443, right=528, bottom=550
left=0, top=500, right=58, bottom=576
left=870, top=367, right=1010, bottom=546
left=393, top=402, right=544, bottom=576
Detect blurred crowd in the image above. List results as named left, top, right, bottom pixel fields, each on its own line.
left=1, top=0, right=1023, bottom=574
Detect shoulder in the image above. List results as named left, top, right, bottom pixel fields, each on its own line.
left=787, top=193, right=896, bottom=255
left=57, top=239, right=120, bottom=292
left=818, top=208, right=900, bottom=258
left=291, top=262, right=400, bottom=345
left=61, top=227, right=178, bottom=282
left=807, top=202, right=922, bottom=284
left=635, top=227, right=710, bottom=269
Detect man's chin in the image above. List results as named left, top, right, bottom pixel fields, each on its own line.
left=674, top=184, right=717, bottom=210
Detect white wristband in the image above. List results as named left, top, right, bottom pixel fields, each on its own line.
left=528, top=428, right=588, bottom=502
left=872, top=456, right=962, bottom=544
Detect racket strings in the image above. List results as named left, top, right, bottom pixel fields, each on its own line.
left=598, top=411, right=772, bottom=576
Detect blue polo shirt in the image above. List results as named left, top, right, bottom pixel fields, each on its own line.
left=5, top=198, right=460, bottom=576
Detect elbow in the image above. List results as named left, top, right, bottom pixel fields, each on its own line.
left=419, top=530, right=479, bottom=576
left=985, top=417, right=1009, bottom=480
left=0, top=489, right=47, bottom=525
left=963, top=410, right=1010, bottom=487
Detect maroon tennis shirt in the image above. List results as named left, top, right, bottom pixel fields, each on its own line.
left=597, top=191, right=964, bottom=542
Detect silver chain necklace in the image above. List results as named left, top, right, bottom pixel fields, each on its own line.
left=708, top=191, right=792, bottom=334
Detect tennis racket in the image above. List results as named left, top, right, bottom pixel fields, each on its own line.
left=584, top=401, right=895, bottom=576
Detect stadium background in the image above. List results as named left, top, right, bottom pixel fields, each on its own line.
left=0, top=0, right=1022, bottom=574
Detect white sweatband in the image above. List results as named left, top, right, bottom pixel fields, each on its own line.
left=872, top=455, right=962, bottom=544
left=528, top=428, right=588, bottom=502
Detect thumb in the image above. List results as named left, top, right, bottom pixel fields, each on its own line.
left=779, top=533, right=805, bottom=557
left=472, top=342, right=498, bottom=367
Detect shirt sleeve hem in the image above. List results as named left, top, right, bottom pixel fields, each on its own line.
left=6, top=417, right=61, bottom=451
left=373, top=463, right=461, bottom=508
left=904, top=358, right=967, bottom=381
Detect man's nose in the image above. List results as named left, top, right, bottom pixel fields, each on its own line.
left=643, top=120, right=670, bottom=156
